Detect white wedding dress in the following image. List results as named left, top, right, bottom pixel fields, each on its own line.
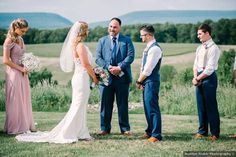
left=16, top=47, right=93, bottom=144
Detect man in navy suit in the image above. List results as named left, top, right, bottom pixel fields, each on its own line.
left=136, top=25, right=162, bottom=142
left=96, top=17, right=135, bottom=135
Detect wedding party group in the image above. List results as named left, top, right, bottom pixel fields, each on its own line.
left=2, top=17, right=235, bottom=144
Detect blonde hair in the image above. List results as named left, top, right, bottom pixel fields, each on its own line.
left=73, top=21, right=89, bottom=48
left=7, top=18, right=28, bottom=43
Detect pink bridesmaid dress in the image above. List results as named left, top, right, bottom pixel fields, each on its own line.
left=3, top=37, right=35, bottom=134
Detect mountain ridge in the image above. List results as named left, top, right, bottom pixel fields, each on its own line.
left=89, top=10, right=236, bottom=28
left=0, top=12, right=73, bottom=29
left=1, top=10, right=236, bottom=30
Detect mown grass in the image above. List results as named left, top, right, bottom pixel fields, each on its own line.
left=0, top=112, right=236, bottom=157
left=0, top=42, right=199, bottom=58
left=0, top=43, right=236, bottom=156
left=1, top=42, right=235, bottom=58
left=1, top=43, right=235, bottom=82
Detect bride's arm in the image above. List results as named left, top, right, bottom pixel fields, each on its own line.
left=76, top=43, right=99, bottom=84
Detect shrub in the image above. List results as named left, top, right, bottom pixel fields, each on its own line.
left=29, top=68, right=56, bottom=87
left=217, top=49, right=236, bottom=85
left=31, top=85, right=71, bottom=112
left=177, top=67, right=193, bottom=86
left=89, top=87, right=101, bottom=104
left=160, top=65, right=177, bottom=82
left=0, top=87, right=5, bottom=111
left=129, top=81, right=142, bottom=103
left=160, top=85, right=196, bottom=115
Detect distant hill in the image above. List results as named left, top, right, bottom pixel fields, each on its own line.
left=89, top=10, right=236, bottom=28
left=0, top=12, right=73, bottom=29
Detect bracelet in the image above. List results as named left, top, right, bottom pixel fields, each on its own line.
left=136, top=80, right=143, bottom=85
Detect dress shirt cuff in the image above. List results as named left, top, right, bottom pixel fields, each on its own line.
left=118, top=63, right=124, bottom=70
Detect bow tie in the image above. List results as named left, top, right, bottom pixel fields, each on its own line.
left=203, top=43, right=208, bottom=49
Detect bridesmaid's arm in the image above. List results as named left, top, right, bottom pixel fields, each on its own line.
left=3, top=38, right=27, bottom=74
left=76, top=43, right=99, bottom=84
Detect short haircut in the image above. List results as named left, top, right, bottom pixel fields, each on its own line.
left=140, top=25, right=155, bottom=35
left=110, top=17, right=122, bottom=26
left=198, top=23, right=212, bottom=36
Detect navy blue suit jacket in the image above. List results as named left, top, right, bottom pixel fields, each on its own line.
left=95, top=34, right=135, bottom=83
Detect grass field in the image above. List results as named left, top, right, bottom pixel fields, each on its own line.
left=1, top=42, right=199, bottom=58
left=0, top=112, right=236, bottom=157
left=1, top=42, right=235, bottom=58
left=1, top=42, right=235, bottom=84
left=0, top=43, right=236, bottom=157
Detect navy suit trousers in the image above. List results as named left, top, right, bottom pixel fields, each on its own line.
left=143, top=81, right=162, bottom=140
left=99, top=77, right=130, bottom=133
left=196, top=72, right=220, bottom=137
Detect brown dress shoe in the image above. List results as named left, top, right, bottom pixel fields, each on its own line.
left=208, top=135, right=219, bottom=141
left=98, top=131, right=110, bottom=136
left=194, top=133, right=207, bottom=139
left=147, top=137, right=159, bottom=142
left=142, top=134, right=150, bottom=139
left=122, top=131, right=132, bottom=136
left=229, top=134, right=236, bottom=138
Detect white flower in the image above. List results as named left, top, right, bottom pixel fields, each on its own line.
left=90, top=66, right=109, bottom=89
left=20, top=52, right=41, bottom=72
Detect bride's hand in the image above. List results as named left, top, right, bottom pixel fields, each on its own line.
left=93, top=77, right=99, bottom=85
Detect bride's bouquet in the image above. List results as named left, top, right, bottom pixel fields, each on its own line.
left=90, top=66, right=109, bottom=89
left=20, top=52, right=41, bottom=72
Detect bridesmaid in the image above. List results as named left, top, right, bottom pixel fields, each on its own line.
left=3, top=18, right=36, bottom=134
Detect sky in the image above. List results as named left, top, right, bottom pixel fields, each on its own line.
left=1, top=0, right=236, bottom=23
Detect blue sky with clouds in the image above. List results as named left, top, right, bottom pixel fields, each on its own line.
left=0, top=0, right=236, bottom=23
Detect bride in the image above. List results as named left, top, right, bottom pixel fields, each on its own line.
left=16, top=21, right=99, bottom=143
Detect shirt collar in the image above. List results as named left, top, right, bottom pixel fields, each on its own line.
left=110, top=34, right=119, bottom=41
left=147, top=39, right=156, bottom=48
left=203, top=38, right=214, bottom=49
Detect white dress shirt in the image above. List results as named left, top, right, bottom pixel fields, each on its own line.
left=141, top=39, right=162, bottom=77
left=110, top=34, right=119, bottom=49
left=193, top=38, right=220, bottom=76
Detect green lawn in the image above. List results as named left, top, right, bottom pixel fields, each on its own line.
left=0, top=112, right=235, bottom=157
left=1, top=42, right=235, bottom=58
left=1, top=42, right=235, bottom=83
left=0, top=42, right=199, bottom=58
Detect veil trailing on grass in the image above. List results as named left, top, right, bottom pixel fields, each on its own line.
left=60, top=21, right=81, bottom=72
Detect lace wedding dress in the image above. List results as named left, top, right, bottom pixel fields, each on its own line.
left=16, top=47, right=93, bottom=144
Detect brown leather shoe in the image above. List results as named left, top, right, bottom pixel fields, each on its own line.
left=147, top=137, right=159, bottom=142
left=194, top=133, right=207, bottom=139
left=208, top=135, right=219, bottom=141
left=229, top=134, right=236, bottom=138
left=142, top=134, right=150, bottom=139
left=122, top=131, right=132, bottom=136
left=98, top=131, right=110, bottom=136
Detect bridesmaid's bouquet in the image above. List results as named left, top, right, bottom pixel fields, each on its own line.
left=20, top=52, right=41, bottom=72
left=90, top=66, right=109, bottom=89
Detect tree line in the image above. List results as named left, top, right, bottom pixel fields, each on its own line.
left=0, top=18, right=235, bottom=45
